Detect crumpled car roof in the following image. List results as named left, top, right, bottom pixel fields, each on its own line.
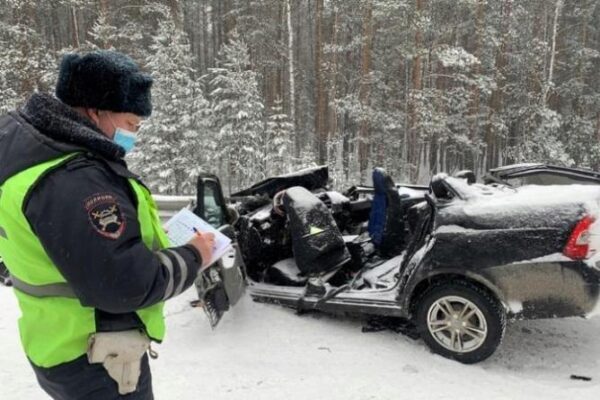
left=231, top=166, right=329, bottom=198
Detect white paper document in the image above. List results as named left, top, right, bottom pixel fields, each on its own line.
left=164, top=208, right=232, bottom=269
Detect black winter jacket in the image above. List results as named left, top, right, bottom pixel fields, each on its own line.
left=0, top=93, right=201, bottom=332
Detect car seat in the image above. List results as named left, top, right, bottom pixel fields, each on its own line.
left=282, top=186, right=351, bottom=275
left=367, top=168, right=405, bottom=256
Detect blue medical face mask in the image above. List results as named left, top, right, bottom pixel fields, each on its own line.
left=113, top=128, right=137, bottom=153
left=106, top=113, right=138, bottom=153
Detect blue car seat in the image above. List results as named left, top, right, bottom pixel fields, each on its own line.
left=367, top=168, right=405, bottom=256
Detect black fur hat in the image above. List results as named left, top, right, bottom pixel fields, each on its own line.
left=55, top=50, right=153, bottom=117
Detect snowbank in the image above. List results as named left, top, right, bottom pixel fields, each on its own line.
left=1, top=286, right=598, bottom=399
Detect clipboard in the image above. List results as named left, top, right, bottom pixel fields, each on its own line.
left=164, top=208, right=232, bottom=270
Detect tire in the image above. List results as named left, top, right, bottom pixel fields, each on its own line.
left=415, top=280, right=506, bottom=364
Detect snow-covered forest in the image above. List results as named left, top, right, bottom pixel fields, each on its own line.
left=1, top=0, right=599, bottom=194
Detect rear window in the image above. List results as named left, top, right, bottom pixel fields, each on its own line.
left=506, top=172, right=600, bottom=186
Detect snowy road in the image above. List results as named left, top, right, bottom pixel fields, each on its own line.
left=1, top=286, right=598, bottom=400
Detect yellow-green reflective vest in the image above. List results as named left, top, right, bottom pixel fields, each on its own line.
left=0, top=154, right=170, bottom=368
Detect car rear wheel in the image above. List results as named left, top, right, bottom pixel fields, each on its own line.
left=415, top=280, right=506, bottom=364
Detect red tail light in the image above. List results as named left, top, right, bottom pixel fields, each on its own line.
left=563, top=216, right=596, bottom=260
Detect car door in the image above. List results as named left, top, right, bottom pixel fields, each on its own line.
left=192, top=174, right=246, bottom=327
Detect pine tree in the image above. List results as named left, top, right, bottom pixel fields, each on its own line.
left=0, top=35, right=19, bottom=113
left=131, top=8, right=211, bottom=195
left=207, top=31, right=266, bottom=194
left=0, top=16, right=54, bottom=111
left=86, top=4, right=147, bottom=58
left=87, top=10, right=120, bottom=50
left=265, top=98, right=294, bottom=176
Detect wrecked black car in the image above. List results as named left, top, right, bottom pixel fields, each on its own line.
left=195, top=166, right=600, bottom=364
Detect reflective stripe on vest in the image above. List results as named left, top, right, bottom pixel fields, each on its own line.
left=0, top=154, right=170, bottom=367
left=9, top=274, right=77, bottom=298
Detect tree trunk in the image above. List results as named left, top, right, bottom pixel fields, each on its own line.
left=486, top=0, right=512, bottom=170
left=99, top=0, right=109, bottom=13
left=286, top=0, right=296, bottom=144
left=468, top=0, right=485, bottom=172
left=542, top=0, right=563, bottom=108
left=70, top=7, right=80, bottom=48
left=223, top=0, right=236, bottom=41
left=408, top=0, right=425, bottom=182
left=402, top=55, right=410, bottom=180
left=358, top=1, right=373, bottom=182
left=214, top=0, right=223, bottom=55
left=314, top=0, right=327, bottom=164
left=202, top=2, right=211, bottom=70
left=168, top=0, right=182, bottom=28
left=328, top=6, right=340, bottom=166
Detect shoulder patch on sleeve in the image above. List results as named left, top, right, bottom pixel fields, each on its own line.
left=84, top=193, right=126, bottom=240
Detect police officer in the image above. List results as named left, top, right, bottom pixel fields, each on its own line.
left=0, top=50, right=215, bottom=399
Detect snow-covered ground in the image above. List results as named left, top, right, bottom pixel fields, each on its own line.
left=1, top=286, right=598, bottom=400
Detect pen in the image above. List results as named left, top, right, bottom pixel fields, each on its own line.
left=192, top=226, right=217, bottom=250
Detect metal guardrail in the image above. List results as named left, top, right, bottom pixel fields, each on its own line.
left=152, top=194, right=195, bottom=223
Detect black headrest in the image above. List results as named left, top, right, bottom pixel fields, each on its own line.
left=454, top=170, right=476, bottom=184
left=430, top=173, right=450, bottom=198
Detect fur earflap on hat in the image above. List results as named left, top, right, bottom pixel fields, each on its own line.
left=55, top=50, right=153, bottom=117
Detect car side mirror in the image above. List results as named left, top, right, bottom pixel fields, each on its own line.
left=194, top=174, right=230, bottom=229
